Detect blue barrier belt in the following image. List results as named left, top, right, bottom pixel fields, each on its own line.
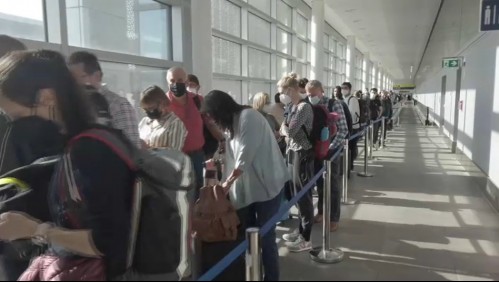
left=348, top=127, right=367, bottom=141
left=197, top=149, right=344, bottom=281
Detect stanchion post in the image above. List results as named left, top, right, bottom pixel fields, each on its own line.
left=310, top=160, right=344, bottom=264
left=369, top=123, right=374, bottom=160
left=358, top=127, right=374, bottom=178
left=246, top=228, right=261, bottom=281
left=380, top=117, right=385, bottom=150
left=342, top=139, right=356, bottom=205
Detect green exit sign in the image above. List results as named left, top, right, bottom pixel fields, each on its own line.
left=442, top=57, right=462, bottom=69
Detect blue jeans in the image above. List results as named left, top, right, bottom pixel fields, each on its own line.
left=188, top=150, right=205, bottom=202
left=246, top=192, right=282, bottom=281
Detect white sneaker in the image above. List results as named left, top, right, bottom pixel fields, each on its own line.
left=287, top=236, right=312, bottom=253
left=282, top=230, right=300, bottom=243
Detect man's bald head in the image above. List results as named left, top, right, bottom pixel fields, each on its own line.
left=0, top=35, right=26, bottom=58
left=166, top=66, right=188, bottom=85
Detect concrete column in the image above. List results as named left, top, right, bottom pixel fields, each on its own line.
left=191, top=0, right=213, bottom=93
left=310, top=0, right=324, bottom=81
left=347, top=36, right=356, bottom=87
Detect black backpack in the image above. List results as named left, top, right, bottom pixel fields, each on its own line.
left=70, top=128, right=194, bottom=275
left=357, top=99, right=369, bottom=125
left=193, top=95, right=219, bottom=159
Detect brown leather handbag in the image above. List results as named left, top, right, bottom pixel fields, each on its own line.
left=192, top=185, right=240, bottom=242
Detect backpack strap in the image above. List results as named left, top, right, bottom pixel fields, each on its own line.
left=70, top=128, right=137, bottom=172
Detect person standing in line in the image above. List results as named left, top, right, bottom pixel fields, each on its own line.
left=298, top=78, right=309, bottom=98
left=369, top=88, right=384, bottom=149
left=0, top=37, right=66, bottom=281
left=341, top=82, right=360, bottom=171
left=381, top=90, right=393, bottom=146
left=267, top=93, right=286, bottom=126
left=334, top=85, right=343, bottom=101
left=200, top=90, right=289, bottom=281
left=306, top=81, right=349, bottom=232
left=186, top=74, right=202, bottom=95
left=279, top=73, right=315, bottom=253
left=252, top=92, right=280, bottom=135
left=166, top=67, right=225, bottom=199
left=139, top=85, right=187, bottom=151
left=68, top=51, right=141, bottom=147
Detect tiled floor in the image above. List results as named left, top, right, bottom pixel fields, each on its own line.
left=279, top=106, right=499, bottom=281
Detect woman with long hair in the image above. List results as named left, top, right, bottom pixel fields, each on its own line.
left=0, top=50, right=135, bottom=280
left=201, top=90, right=289, bottom=281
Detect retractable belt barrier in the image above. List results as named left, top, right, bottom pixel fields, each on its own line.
left=197, top=149, right=344, bottom=281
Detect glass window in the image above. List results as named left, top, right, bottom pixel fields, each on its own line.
left=66, top=0, right=171, bottom=60
left=248, top=13, right=271, bottom=48
left=323, top=34, right=329, bottom=50
left=249, top=82, right=271, bottom=102
left=295, top=13, right=308, bottom=38
left=248, top=0, right=270, bottom=15
left=337, top=42, right=344, bottom=58
left=295, top=38, right=307, bottom=61
left=211, top=0, right=241, bottom=37
left=276, top=0, right=292, bottom=27
left=212, top=37, right=241, bottom=76
left=323, top=71, right=330, bottom=88
left=277, top=56, right=292, bottom=78
left=213, top=79, right=242, bottom=103
left=248, top=48, right=271, bottom=79
left=276, top=28, right=291, bottom=55
left=100, top=62, right=167, bottom=117
left=0, top=0, right=45, bottom=41
left=329, top=38, right=336, bottom=53
left=295, top=62, right=307, bottom=79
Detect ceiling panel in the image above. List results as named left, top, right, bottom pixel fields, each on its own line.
left=324, top=0, right=441, bottom=83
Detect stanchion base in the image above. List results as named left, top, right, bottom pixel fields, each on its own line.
left=342, top=198, right=358, bottom=205
left=310, top=247, right=344, bottom=264
left=357, top=172, right=374, bottom=177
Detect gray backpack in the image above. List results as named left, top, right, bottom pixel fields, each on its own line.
left=71, top=128, right=194, bottom=276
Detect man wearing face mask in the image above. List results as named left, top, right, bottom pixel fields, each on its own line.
left=139, top=85, right=187, bottom=151
left=341, top=82, right=360, bottom=171
left=166, top=67, right=225, bottom=199
left=306, top=81, right=349, bottom=232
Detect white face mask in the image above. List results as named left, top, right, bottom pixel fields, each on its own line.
left=187, top=87, right=198, bottom=94
left=371, top=93, right=376, bottom=99
left=341, top=89, right=349, bottom=96
left=309, top=96, right=321, bottom=105
left=280, top=94, right=292, bottom=105
left=300, top=93, right=308, bottom=99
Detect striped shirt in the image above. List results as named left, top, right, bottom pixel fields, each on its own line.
left=139, top=112, right=187, bottom=151
left=100, top=86, right=141, bottom=147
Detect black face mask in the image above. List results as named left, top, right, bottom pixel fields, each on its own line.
left=171, top=83, right=187, bottom=98
left=145, top=109, right=162, bottom=120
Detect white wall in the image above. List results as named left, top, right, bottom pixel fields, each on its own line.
left=414, top=0, right=499, bottom=187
